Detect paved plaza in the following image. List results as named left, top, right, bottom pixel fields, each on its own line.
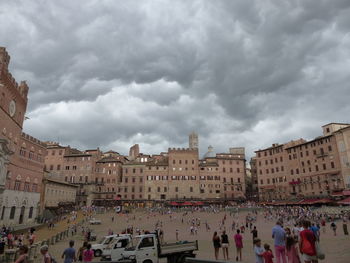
left=41, top=207, right=350, bottom=263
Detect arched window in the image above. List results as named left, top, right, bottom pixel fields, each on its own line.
left=9, top=206, right=16, bottom=219
left=28, top=207, right=34, bottom=219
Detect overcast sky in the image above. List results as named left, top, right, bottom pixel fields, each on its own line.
left=1, top=0, right=350, bottom=159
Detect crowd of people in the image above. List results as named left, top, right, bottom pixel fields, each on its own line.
left=0, top=227, right=36, bottom=255
left=210, top=206, right=349, bottom=263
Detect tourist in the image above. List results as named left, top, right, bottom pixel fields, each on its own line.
left=40, top=245, right=52, bottom=263
left=272, top=219, right=287, bottom=263
left=286, top=236, right=301, bottom=263
left=62, top=240, right=76, bottom=263
left=262, top=243, right=274, bottom=263
left=320, top=218, right=326, bottom=234
left=342, top=215, right=348, bottom=235
left=299, top=220, right=318, bottom=263
left=78, top=242, right=88, bottom=262
left=310, top=223, right=320, bottom=241
left=221, top=230, right=229, bottom=260
left=234, top=229, right=243, bottom=261
left=14, top=245, right=29, bottom=263
left=330, top=221, right=337, bottom=236
left=83, top=243, right=94, bottom=263
left=0, top=236, right=5, bottom=255
left=212, top=231, right=221, bottom=260
left=251, top=226, right=258, bottom=243
left=253, top=238, right=264, bottom=263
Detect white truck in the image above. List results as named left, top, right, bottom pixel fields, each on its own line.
left=109, top=232, right=198, bottom=263
left=92, top=234, right=131, bottom=257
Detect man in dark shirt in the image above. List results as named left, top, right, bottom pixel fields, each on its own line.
left=251, top=226, right=258, bottom=242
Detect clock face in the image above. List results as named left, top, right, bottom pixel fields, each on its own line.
left=9, top=100, right=16, bottom=117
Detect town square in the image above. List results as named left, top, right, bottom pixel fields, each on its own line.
left=1, top=1, right=350, bottom=263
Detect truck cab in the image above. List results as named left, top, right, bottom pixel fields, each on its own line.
left=101, top=235, right=131, bottom=261
left=92, top=234, right=131, bottom=257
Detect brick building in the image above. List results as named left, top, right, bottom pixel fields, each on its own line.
left=0, top=47, right=46, bottom=227
left=255, top=123, right=350, bottom=201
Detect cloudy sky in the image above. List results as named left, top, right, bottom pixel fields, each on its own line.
left=1, top=0, right=350, bottom=159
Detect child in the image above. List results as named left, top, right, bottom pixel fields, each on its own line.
left=262, top=243, right=274, bottom=263
left=286, top=236, right=301, bottom=263
left=253, top=238, right=264, bottom=263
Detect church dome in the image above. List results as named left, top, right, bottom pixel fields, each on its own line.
left=203, top=145, right=215, bottom=159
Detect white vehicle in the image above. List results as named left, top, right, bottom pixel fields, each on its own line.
left=100, top=235, right=132, bottom=261
left=92, top=234, right=131, bottom=257
left=110, top=232, right=198, bottom=263
left=89, top=218, right=102, bottom=225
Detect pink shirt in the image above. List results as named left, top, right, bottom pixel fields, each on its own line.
left=83, top=249, right=94, bottom=262
left=234, top=234, right=243, bottom=248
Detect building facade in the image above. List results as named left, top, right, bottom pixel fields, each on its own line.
left=255, top=123, right=350, bottom=201
left=41, top=174, right=78, bottom=210
left=0, top=47, right=46, bottom=227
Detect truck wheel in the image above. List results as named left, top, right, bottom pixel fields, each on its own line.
left=143, top=260, right=153, bottom=263
left=177, top=254, right=195, bottom=263
left=94, top=249, right=102, bottom=257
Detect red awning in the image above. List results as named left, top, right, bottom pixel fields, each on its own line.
left=169, top=201, right=179, bottom=206
left=181, top=201, right=193, bottom=206
left=299, top=198, right=331, bottom=205
left=193, top=201, right=204, bottom=206
left=343, top=190, right=350, bottom=196
left=338, top=197, right=350, bottom=205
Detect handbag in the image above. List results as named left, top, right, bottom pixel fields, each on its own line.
left=315, top=242, right=325, bottom=260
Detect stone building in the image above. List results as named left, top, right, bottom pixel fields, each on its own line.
left=45, top=142, right=102, bottom=206
left=255, top=123, right=350, bottom=201
left=93, top=151, right=125, bottom=206
left=0, top=47, right=46, bottom=227
left=40, top=173, right=78, bottom=211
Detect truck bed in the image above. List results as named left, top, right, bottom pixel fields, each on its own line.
left=159, top=241, right=198, bottom=256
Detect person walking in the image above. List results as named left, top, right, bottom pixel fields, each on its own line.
left=342, top=215, right=348, bottom=235
left=83, top=243, right=94, bottom=263
left=299, top=220, right=318, bottom=263
left=286, top=236, right=301, bottom=263
left=40, top=245, right=52, bottom=263
left=253, top=238, right=264, bottom=263
left=234, top=229, right=243, bottom=261
left=78, top=241, right=88, bottom=262
left=251, top=226, right=258, bottom=243
left=262, top=243, right=274, bottom=263
left=14, top=245, right=29, bottom=263
left=212, top=231, right=221, bottom=260
left=221, top=230, right=229, bottom=260
left=330, top=221, right=337, bottom=236
left=272, top=219, right=287, bottom=263
left=62, top=240, right=76, bottom=263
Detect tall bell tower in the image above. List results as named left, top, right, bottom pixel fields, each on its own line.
left=189, top=132, right=198, bottom=149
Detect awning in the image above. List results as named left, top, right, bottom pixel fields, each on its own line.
left=181, top=201, right=193, bottom=206
left=338, top=197, right=350, bottom=205
left=169, top=201, right=180, bottom=206
left=298, top=198, right=332, bottom=205
left=193, top=201, right=204, bottom=206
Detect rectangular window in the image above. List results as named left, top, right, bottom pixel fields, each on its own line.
left=14, top=181, right=21, bottom=191
left=65, top=166, right=70, bottom=170
left=24, top=182, right=30, bottom=192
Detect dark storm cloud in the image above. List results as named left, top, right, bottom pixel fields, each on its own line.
left=1, top=0, right=350, bottom=157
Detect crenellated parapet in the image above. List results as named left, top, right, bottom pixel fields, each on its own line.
left=0, top=47, right=28, bottom=103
